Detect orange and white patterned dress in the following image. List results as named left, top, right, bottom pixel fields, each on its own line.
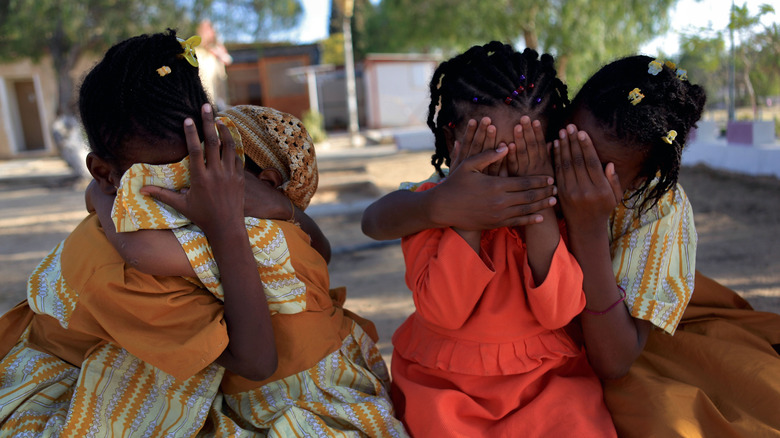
left=0, top=213, right=227, bottom=437
left=109, top=143, right=407, bottom=437
left=608, top=181, right=697, bottom=333
left=603, top=182, right=780, bottom=437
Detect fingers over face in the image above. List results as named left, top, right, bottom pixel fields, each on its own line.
left=200, top=104, right=221, bottom=167
left=455, top=119, right=478, bottom=166
left=554, top=127, right=574, bottom=187
left=565, top=124, right=589, bottom=185
left=576, top=130, right=605, bottom=183
left=498, top=174, right=555, bottom=192
left=216, top=120, right=238, bottom=172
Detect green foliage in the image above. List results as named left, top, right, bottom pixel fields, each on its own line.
left=0, top=0, right=184, bottom=63
left=361, top=0, right=678, bottom=90
left=321, top=33, right=345, bottom=66
left=302, top=110, right=326, bottom=143
left=0, top=0, right=303, bottom=116
left=677, top=33, right=728, bottom=107
left=196, top=0, right=303, bottom=42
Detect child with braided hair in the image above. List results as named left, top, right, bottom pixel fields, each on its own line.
left=363, top=41, right=617, bottom=437
left=94, top=104, right=407, bottom=437
left=0, top=30, right=276, bottom=436
left=557, top=55, right=780, bottom=437
left=0, top=30, right=405, bottom=437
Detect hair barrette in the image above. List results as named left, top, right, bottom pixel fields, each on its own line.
left=648, top=60, right=663, bottom=76
left=664, top=60, right=676, bottom=70
left=177, top=35, right=201, bottom=67
left=628, top=88, right=644, bottom=105
left=675, top=69, right=688, bottom=81
left=662, top=130, right=677, bottom=144
left=156, top=65, right=172, bottom=77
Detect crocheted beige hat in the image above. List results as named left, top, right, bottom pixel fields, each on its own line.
left=220, top=105, right=318, bottom=210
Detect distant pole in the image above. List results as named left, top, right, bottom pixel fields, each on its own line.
left=728, top=0, right=736, bottom=121
left=305, top=70, right=320, bottom=115
left=342, top=0, right=361, bottom=147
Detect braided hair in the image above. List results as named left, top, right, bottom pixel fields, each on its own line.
left=570, top=55, right=706, bottom=212
left=427, top=41, right=569, bottom=176
left=79, top=29, right=211, bottom=168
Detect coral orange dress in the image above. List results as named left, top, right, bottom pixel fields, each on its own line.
left=391, top=182, right=617, bottom=438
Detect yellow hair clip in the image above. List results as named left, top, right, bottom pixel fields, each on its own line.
left=628, top=88, right=644, bottom=105
left=676, top=68, right=688, bottom=81
left=662, top=130, right=677, bottom=144
left=177, top=35, right=201, bottom=68
left=648, top=60, right=663, bottom=75
left=664, top=60, right=676, bottom=70
left=156, top=65, right=172, bottom=77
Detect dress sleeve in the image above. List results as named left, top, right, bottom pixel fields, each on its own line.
left=71, top=266, right=228, bottom=380
left=609, top=184, right=697, bottom=334
left=521, top=235, right=586, bottom=330
left=402, top=226, right=495, bottom=331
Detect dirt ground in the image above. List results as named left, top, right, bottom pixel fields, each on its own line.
left=0, top=151, right=778, bottom=362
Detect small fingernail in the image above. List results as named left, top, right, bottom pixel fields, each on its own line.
left=567, top=125, right=576, bottom=134
left=552, top=185, right=558, bottom=195
left=578, top=132, right=587, bottom=141
left=184, top=118, right=194, bottom=126
left=535, top=215, right=544, bottom=223
left=547, top=177, right=554, bottom=185
left=553, top=140, right=560, bottom=147
left=496, top=145, right=507, bottom=153
left=559, top=131, right=566, bottom=139
left=204, top=103, right=212, bottom=113
left=549, top=197, right=557, bottom=206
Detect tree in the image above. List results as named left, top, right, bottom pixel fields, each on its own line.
left=0, top=0, right=302, bottom=174
left=677, top=33, right=728, bottom=109
left=361, top=0, right=679, bottom=89
left=729, top=2, right=775, bottom=117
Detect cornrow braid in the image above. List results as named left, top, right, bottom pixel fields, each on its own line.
left=427, top=41, right=569, bottom=176
left=79, top=29, right=211, bottom=167
left=570, top=55, right=706, bottom=212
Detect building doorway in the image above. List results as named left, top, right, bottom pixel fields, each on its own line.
left=13, top=79, right=46, bottom=152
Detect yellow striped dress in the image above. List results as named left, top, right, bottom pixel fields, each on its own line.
left=109, top=140, right=407, bottom=437
left=607, top=181, right=697, bottom=333
left=0, top=213, right=228, bottom=437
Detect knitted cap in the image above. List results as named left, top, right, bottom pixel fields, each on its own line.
left=220, top=105, right=318, bottom=210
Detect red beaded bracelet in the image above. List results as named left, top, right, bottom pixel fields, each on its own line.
left=583, top=285, right=627, bottom=315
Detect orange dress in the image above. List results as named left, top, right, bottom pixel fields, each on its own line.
left=0, top=214, right=228, bottom=436
left=391, top=184, right=616, bottom=438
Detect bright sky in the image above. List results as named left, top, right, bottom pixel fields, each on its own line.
left=283, top=0, right=776, bottom=55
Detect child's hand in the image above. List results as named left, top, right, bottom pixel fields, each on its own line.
left=450, top=117, right=498, bottom=175
left=553, top=125, right=622, bottom=233
left=430, top=146, right=556, bottom=230
left=141, top=104, right=245, bottom=235
left=506, top=116, right=553, bottom=178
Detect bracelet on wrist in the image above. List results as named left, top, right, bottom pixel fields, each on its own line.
left=287, top=197, right=300, bottom=227
left=583, top=285, right=626, bottom=316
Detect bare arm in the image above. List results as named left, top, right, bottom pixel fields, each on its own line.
left=511, top=117, right=559, bottom=285
left=142, top=105, right=276, bottom=381
left=554, top=125, right=650, bottom=379
left=243, top=174, right=331, bottom=263
left=86, top=180, right=195, bottom=277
